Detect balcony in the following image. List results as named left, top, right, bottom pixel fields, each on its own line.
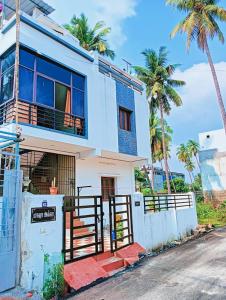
left=0, top=99, right=85, bottom=136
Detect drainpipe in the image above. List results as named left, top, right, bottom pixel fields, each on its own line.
left=14, top=0, right=20, bottom=125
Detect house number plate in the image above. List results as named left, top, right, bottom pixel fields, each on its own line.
left=31, top=207, right=56, bottom=223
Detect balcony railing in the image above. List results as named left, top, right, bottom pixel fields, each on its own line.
left=0, top=99, right=85, bottom=136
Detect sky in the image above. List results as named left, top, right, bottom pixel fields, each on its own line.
left=45, top=0, right=226, bottom=177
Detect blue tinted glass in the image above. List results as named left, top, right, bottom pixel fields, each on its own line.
left=36, top=76, right=54, bottom=107
left=19, top=49, right=35, bottom=70
left=72, top=88, right=84, bottom=117
left=37, top=58, right=71, bottom=85
left=19, top=66, right=34, bottom=101
left=1, top=51, right=15, bottom=73
left=72, top=74, right=85, bottom=90
left=0, top=67, right=14, bottom=103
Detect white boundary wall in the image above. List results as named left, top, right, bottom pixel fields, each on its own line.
left=132, top=193, right=198, bottom=250
left=20, top=193, right=64, bottom=291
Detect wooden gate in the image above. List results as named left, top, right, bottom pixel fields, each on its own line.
left=109, top=195, right=134, bottom=252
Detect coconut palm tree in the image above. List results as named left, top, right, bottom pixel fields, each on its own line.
left=134, top=47, right=185, bottom=194
left=150, top=113, right=173, bottom=191
left=187, top=140, right=200, bottom=170
left=177, top=143, right=190, bottom=164
left=185, top=159, right=195, bottom=188
left=166, top=0, right=226, bottom=134
left=64, top=13, right=115, bottom=59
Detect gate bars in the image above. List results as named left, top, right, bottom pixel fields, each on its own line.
left=109, top=195, right=134, bottom=252
left=62, top=196, right=104, bottom=264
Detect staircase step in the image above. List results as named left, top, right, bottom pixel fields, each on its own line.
left=94, top=251, right=113, bottom=262
left=97, top=256, right=125, bottom=273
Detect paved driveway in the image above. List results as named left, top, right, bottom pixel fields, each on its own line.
left=72, top=227, right=226, bottom=300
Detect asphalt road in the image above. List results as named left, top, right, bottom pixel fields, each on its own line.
left=72, top=227, right=226, bottom=300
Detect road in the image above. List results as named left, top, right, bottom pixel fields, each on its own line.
left=72, top=227, right=226, bottom=300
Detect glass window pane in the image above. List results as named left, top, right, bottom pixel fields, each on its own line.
left=37, top=58, right=71, bottom=85
left=0, top=67, right=14, bottom=103
left=19, top=66, right=34, bottom=102
left=36, top=75, right=54, bottom=107
left=19, top=49, right=35, bottom=70
left=55, top=82, right=70, bottom=112
left=1, top=51, right=15, bottom=73
left=72, top=74, right=85, bottom=90
left=72, top=88, right=84, bottom=117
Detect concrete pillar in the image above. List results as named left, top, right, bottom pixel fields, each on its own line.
left=131, top=193, right=145, bottom=248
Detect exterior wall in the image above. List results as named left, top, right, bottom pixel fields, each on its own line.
left=116, top=81, right=137, bottom=156
left=132, top=193, right=198, bottom=250
left=0, top=15, right=150, bottom=161
left=76, top=156, right=136, bottom=226
left=20, top=193, right=63, bottom=291
left=199, top=129, right=226, bottom=203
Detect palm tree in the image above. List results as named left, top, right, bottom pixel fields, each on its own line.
left=166, top=0, right=226, bottom=134
left=185, top=159, right=195, bottom=188
left=64, top=13, right=115, bottom=59
left=187, top=140, right=200, bottom=170
left=150, top=113, right=173, bottom=191
left=177, top=143, right=190, bottom=164
left=134, top=47, right=185, bottom=194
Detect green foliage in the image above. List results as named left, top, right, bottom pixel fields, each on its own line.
left=64, top=13, right=115, bottom=59
left=135, top=168, right=150, bottom=190
left=192, top=174, right=203, bottom=192
left=197, top=202, right=226, bottom=228
left=164, top=177, right=189, bottom=193
left=42, top=258, right=65, bottom=300
left=141, top=187, right=153, bottom=196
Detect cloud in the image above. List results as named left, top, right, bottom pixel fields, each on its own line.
left=166, top=62, right=226, bottom=176
left=45, top=0, right=138, bottom=48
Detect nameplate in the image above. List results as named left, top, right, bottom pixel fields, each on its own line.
left=135, top=201, right=141, bottom=207
left=31, top=207, right=56, bottom=223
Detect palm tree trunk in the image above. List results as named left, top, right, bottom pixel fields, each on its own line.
left=195, top=154, right=201, bottom=172
left=151, top=164, right=155, bottom=192
left=188, top=171, right=195, bottom=192
left=159, top=100, right=171, bottom=194
left=205, top=40, right=226, bottom=134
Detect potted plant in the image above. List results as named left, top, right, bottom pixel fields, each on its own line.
left=49, top=177, right=58, bottom=195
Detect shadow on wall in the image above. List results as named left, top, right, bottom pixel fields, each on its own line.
left=199, top=149, right=224, bottom=191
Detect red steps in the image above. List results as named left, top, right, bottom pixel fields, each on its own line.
left=64, top=243, right=146, bottom=291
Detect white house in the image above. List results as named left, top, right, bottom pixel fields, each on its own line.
left=199, top=128, right=226, bottom=204
left=0, top=1, right=198, bottom=294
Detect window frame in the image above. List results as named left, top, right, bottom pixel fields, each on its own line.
left=119, top=107, right=132, bottom=132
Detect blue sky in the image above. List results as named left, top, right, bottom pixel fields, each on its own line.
left=47, top=0, right=226, bottom=176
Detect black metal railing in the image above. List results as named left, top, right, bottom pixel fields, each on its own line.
left=109, top=195, right=134, bottom=252
left=62, top=196, right=104, bottom=264
left=144, top=194, right=192, bottom=214
left=0, top=99, right=85, bottom=136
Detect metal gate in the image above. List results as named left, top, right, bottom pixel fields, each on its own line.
left=109, top=195, right=134, bottom=252
left=0, top=150, right=22, bottom=292
left=62, top=196, right=104, bottom=264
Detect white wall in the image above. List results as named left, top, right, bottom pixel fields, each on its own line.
left=132, top=193, right=198, bottom=250
left=199, top=129, right=226, bottom=191
left=20, top=193, right=63, bottom=292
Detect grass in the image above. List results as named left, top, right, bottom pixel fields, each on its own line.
left=197, top=201, right=226, bottom=228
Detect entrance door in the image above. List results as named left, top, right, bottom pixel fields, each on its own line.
left=101, top=177, right=115, bottom=201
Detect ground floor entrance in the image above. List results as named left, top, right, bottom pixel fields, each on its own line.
left=62, top=194, right=134, bottom=264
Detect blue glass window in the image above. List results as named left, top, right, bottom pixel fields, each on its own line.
left=36, top=75, right=54, bottom=107
left=0, top=67, right=14, bottom=103
left=72, top=74, right=85, bottom=90
left=37, top=58, right=71, bottom=85
left=1, top=51, right=15, bottom=73
left=19, top=66, right=34, bottom=101
left=72, top=89, right=84, bottom=117
left=19, top=49, right=35, bottom=70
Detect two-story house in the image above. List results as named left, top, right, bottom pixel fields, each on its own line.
left=0, top=1, right=150, bottom=215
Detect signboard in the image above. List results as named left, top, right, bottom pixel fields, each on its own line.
left=31, top=207, right=56, bottom=223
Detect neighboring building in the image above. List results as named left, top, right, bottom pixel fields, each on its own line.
left=199, top=128, right=226, bottom=204
left=150, top=167, right=185, bottom=191
left=0, top=1, right=150, bottom=213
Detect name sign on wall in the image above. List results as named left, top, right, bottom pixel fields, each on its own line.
left=31, top=207, right=56, bottom=223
